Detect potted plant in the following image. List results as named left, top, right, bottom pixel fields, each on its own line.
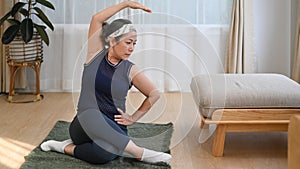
left=0, top=0, right=55, bottom=46
left=0, top=0, right=55, bottom=103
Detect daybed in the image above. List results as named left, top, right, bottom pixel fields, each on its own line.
left=288, top=115, right=300, bottom=169
left=190, top=73, right=300, bottom=156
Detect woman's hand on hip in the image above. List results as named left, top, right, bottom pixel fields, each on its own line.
left=114, top=108, right=135, bottom=126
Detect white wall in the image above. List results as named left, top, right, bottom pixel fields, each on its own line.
left=253, top=0, right=291, bottom=76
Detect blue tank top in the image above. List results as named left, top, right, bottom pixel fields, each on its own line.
left=77, top=49, right=134, bottom=131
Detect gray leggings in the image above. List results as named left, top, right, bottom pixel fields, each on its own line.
left=69, top=109, right=130, bottom=164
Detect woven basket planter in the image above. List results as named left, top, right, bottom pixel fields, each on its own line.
left=5, top=32, right=44, bottom=103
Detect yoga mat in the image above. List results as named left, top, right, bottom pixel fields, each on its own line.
left=21, top=121, right=173, bottom=169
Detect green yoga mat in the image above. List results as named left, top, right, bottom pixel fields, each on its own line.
left=21, top=121, right=173, bottom=169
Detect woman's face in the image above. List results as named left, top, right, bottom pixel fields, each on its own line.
left=111, top=31, right=137, bottom=60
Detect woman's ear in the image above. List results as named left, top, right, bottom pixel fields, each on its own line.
left=109, top=38, right=116, bottom=47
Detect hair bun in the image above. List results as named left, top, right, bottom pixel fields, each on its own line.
left=102, top=22, right=110, bottom=37
left=102, top=22, right=110, bottom=31
left=102, top=22, right=108, bottom=27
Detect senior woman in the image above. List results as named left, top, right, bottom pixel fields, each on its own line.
left=40, top=0, right=172, bottom=165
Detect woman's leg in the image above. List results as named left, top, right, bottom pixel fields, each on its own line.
left=40, top=139, right=73, bottom=153
left=42, top=109, right=171, bottom=164
left=64, top=139, right=171, bottom=164
left=41, top=112, right=123, bottom=164
left=64, top=143, right=75, bottom=156
left=124, top=140, right=172, bottom=164
left=75, top=110, right=171, bottom=164
left=75, top=109, right=131, bottom=156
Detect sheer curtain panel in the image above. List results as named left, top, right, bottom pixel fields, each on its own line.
left=292, top=0, right=300, bottom=83
left=1, top=0, right=16, bottom=93
left=35, top=0, right=233, bottom=92
left=225, top=0, right=256, bottom=73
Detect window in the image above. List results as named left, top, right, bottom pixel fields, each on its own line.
left=39, top=0, right=113, bottom=24
left=45, top=0, right=233, bottom=25
left=133, top=0, right=233, bottom=24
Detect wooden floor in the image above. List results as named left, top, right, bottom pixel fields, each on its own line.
left=0, top=92, right=288, bottom=169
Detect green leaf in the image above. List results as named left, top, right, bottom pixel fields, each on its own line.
left=2, top=24, right=20, bottom=44
left=19, top=8, right=29, bottom=17
left=36, top=0, right=55, bottom=10
left=33, top=7, right=54, bottom=31
left=35, top=24, right=46, bottom=30
left=7, top=19, right=21, bottom=25
left=20, top=18, right=33, bottom=43
left=34, top=24, right=49, bottom=46
left=11, top=2, right=26, bottom=17
left=0, top=12, right=12, bottom=26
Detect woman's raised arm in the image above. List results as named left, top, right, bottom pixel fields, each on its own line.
left=86, top=1, right=151, bottom=64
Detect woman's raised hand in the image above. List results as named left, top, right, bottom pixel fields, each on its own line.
left=124, top=0, right=152, bottom=13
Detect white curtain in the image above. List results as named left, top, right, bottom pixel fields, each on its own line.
left=225, top=0, right=256, bottom=73
left=1, top=0, right=26, bottom=93
left=31, top=0, right=232, bottom=92
left=292, top=0, right=300, bottom=83
left=0, top=0, right=12, bottom=93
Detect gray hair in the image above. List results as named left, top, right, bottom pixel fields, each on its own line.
left=101, top=19, right=136, bottom=48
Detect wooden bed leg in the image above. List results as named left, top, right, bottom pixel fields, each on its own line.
left=200, top=118, right=205, bottom=128
left=212, top=124, right=227, bottom=157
